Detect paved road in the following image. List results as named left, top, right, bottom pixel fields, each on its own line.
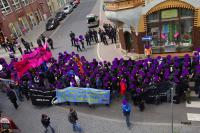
left=48, top=0, right=101, bottom=61
left=0, top=92, right=199, bottom=133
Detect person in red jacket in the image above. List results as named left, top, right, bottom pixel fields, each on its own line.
left=120, top=78, right=127, bottom=95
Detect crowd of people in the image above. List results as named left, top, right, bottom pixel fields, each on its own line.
left=0, top=41, right=200, bottom=110
left=69, top=23, right=117, bottom=52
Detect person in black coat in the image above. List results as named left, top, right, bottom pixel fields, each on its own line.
left=93, top=29, right=98, bottom=43
left=47, top=38, right=54, bottom=49
left=21, top=38, right=31, bottom=52
left=85, top=32, right=91, bottom=46
left=69, top=31, right=76, bottom=46
left=7, top=88, right=18, bottom=109
left=41, top=114, right=54, bottom=133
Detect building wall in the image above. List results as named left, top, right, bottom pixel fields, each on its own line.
left=104, top=0, right=200, bottom=54
left=0, top=0, right=51, bottom=39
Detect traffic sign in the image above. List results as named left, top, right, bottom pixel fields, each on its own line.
left=142, top=36, right=152, bottom=41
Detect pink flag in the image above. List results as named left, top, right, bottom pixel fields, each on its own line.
left=161, top=34, right=166, bottom=39
left=174, top=32, right=179, bottom=38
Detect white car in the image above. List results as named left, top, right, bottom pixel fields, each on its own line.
left=63, top=5, right=73, bottom=14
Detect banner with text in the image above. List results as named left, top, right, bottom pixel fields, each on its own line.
left=55, top=87, right=110, bottom=104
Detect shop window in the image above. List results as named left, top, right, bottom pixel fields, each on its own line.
left=11, top=0, right=21, bottom=10
left=21, top=0, right=29, bottom=6
left=0, top=0, right=12, bottom=15
left=147, top=12, right=159, bottom=22
left=181, top=9, right=193, bottom=17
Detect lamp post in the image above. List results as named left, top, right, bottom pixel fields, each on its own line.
left=171, top=87, right=174, bottom=133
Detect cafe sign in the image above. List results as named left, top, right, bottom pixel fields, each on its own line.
left=161, top=9, right=178, bottom=19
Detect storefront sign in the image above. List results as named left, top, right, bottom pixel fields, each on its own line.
left=161, top=9, right=178, bottom=19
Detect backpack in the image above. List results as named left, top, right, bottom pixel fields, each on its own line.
left=122, top=104, right=131, bottom=113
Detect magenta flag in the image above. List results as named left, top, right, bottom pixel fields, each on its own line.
left=15, top=47, right=52, bottom=78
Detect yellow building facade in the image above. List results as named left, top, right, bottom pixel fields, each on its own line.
left=104, top=0, right=200, bottom=54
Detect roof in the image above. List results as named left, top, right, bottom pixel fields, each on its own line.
left=104, top=0, right=126, bottom=3
left=86, top=14, right=97, bottom=18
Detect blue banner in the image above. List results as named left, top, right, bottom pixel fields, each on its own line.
left=54, top=87, right=110, bottom=104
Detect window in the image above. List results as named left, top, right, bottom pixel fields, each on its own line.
left=0, top=0, right=12, bottom=14
left=11, top=0, right=21, bottom=10
left=21, top=0, right=29, bottom=6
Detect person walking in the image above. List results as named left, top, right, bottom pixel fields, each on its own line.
left=21, top=38, right=31, bottom=52
left=122, top=99, right=131, bottom=128
left=41, top=34, right=46, bottom=44
left=15, top=41, right=23, bottom=55
left=102, top=31, right=108, bottom=45
left=88, top=29, right=94, bottom=42
left=70, top=31, right=76, bottom=46
left=85, top=32, right=91, bottom=46
left=47, top=37, right=54, bottom=49
left=75, top=38, right=82, bottom=52
left=68, top=108, right=82, bottom=132
left=79, top=35, right=85, bottom=51
left=6, top=88, right=18, bottom=109
left=41, top=114, right=54, bottom=133
left=93, top=29, right=99, bottom=43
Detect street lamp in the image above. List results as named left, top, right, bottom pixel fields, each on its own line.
left=171, top=87, right=174, bottom=133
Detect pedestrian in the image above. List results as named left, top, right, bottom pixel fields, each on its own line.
left=102, top=31, right=108, bottom=45
left=70, top=31, right=76, bottom=46
left=2, top=42, right=9, bottom=52
left=88, top=29, right=94, bottom=42
left=79, top=35, right=85, bottom=51
left=21, top=38, right=31, bottom=52
left=41, top=114, right=54, bottom=133
left=47, top=37, right=54, bottom=49
left=121, top=99, right=131, bottom=128
left=15, top=41, right=23, bottom=55
left=37, top=39, right=43, bottom=47
left=41, top=34, right=46, bottom=44
left=85, top=32, right=91, bottom=46
left=7, top=88, right=18, bottom=109
left=75, top=38, right=82, bottom=52
left=68, top=108, right=82, bottom=132
left=93, top=29, right=98, bottom=43
left=185, top=88, right=191, bottom=104
left=110, top=27, right=117, bottom=43
left=98, top=28, right=103, bottom=42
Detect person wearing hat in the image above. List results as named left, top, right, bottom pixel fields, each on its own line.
left=121, top=98, right=131, bottom=129
left=74, top=38, right=82, bottom=52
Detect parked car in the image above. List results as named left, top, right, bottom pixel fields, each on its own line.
left=46, top=18, right=59, bottom=31
left=63, top=5, right=73, bottom=14
left=86, top=14, right=99, bottom=28
left=55, top=11, right=66, bottom=21
left=70, top=1, right=77, bottom=8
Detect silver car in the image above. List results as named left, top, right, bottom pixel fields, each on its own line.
left=63, top=5, right=73, bottom=14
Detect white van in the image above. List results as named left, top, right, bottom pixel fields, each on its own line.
left=86, top=14, right=99, bottom=28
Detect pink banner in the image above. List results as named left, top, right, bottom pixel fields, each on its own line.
left=174, top=32, right=179, bottom=38
left=14, top=47, right=52, bottom=78
left=161, top=34, right=166, bottom=39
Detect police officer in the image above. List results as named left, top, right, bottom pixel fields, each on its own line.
left=69, top=31, right=76, bottom=46
left=102, top=31, right=108, bottom=45
left=98, top=28, right=103, bottom=42
left=110, top=27, right=117, bottom=43
left=88, top=29, right=94, bottom=42
left=93, top=29, right=98, bottom=43
left=85, top=32, right=91, bottom=46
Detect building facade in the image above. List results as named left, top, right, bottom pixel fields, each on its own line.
left=0, top=0, right=51, bottom=38
left=104, top=0, right=200, bottom=54
left=47, top=0, right=69, bottom=14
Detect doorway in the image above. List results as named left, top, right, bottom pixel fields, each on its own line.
left=124, top=31, right=132, bottom=52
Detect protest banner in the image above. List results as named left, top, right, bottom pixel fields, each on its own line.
left=30, top=89, right=56, bottom=106
left=54, top=87, right=110, bottom=104
left=14, top=47, right=52, bottom=78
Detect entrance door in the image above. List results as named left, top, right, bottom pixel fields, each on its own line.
left=124, top=31, right=132, bottom=51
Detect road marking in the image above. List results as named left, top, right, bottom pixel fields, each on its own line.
left=96, top=0, right=104, bottom=61
left=187, top=113, right=200, bottom=121
left=56, top=106, right=187, bottom=127
left=186, top=101, right=200, bottom=108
